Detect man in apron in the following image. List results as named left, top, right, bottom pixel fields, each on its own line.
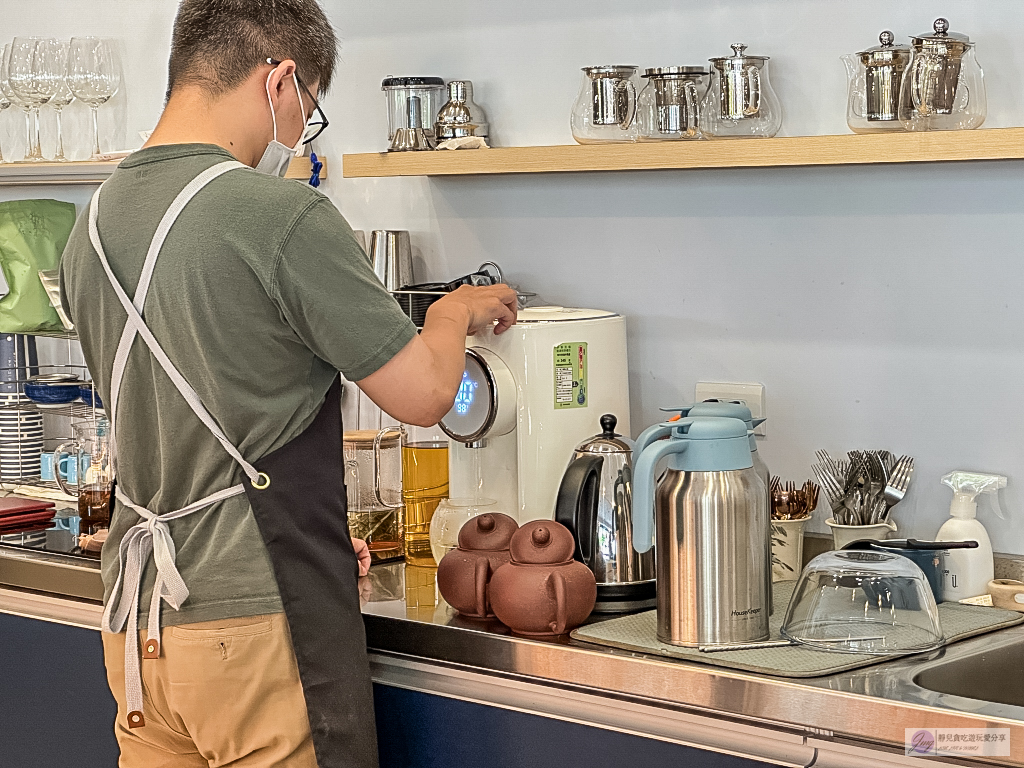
left=59, top=2, right=518, bottom=766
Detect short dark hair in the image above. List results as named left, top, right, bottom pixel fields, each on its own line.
left=168, top=0, right=337, bottom=99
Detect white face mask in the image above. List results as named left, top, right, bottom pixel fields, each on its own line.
left=254, top=69, right=306, bottom=177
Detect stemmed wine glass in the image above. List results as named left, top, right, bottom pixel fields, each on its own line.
left=66, top=37, right=120, bottom=159
left=0, top=43, right=34, bottom=162
left=0, top=91, right=9, bottom=163
left=38, top=39, right=73, bottom=162
left=8, top=37, right=59, bottom=162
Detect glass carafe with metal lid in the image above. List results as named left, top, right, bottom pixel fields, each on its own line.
left=898, top=18, right=986, bottom=131
left=700, top=44, right=782, bottom=139
left=571, top=65, right=639, bottom=144
left=632, top=416, right=769, bottom=648
left=637, top=67, right=707, bottom=142
left=842, top=31, right=912, bottom=133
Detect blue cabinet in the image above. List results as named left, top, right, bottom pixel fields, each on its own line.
left=0, top=612, right=118, bottom=768
left=373, top=685, right=774, bottom=768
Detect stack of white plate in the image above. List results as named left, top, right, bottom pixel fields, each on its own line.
left=0, top=393, right=44, bottom=482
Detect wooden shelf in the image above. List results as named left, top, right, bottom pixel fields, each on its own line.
left=343, top=127, right=1024, bottom=178
left=0, top=156, right=327, bottom=186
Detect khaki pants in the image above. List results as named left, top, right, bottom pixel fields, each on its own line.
left=102, top=613, right=317, bottom=768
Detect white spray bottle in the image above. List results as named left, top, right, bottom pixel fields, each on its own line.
left=935, top=471, right=1008, bottom=601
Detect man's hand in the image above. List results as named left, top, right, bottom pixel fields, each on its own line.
left=431, top=284, right=519, bottom=336
left=356, top=283, right=519, bottom=426
left=352, top=538, right=371, bottom=576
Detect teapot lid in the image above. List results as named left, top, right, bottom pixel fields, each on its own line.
left=642, top=66, right=707, bottom=78
left=912, top=18, right=971, bottom=44
left=574, top=414, right=632, bottom=455
left=858, top=30, right=911, bottom=57
left=457, top=512, right=519, bottom=551
left=710, top=43, right=769, bottom=64
left=582, top=65, right=639, bottom=77
left=509, top=521, right=576, bottom=564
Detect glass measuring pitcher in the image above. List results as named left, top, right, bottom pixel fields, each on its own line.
left=343, top=429, right=403, bottom=563
left=54, top=420, right=112, bottom=536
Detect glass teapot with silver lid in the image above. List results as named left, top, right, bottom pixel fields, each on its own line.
left=898, top=18, right=986, bottom=131
left=699, top=43, right=782, bottom=139
left=842, top=31, right=912, bottom=133
left=571, top=66, right=640, bottom=143
left=637, top=67, right=707, bottom=142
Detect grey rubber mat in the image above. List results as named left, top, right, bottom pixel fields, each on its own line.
left=571, top=580, right=1024, bottom=678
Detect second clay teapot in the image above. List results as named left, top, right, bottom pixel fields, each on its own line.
left=489, top=521, right=597, bottom=636
left=436, top=512, right=518, bottom=618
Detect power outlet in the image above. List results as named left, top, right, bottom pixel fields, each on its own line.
left=694, top=382, right=767, bottom=436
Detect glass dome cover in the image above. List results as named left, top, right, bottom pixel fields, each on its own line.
left=781, top=549, right=943, bottom=655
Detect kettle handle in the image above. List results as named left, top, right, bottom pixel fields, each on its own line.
left=632, top=438, right=690, bottom=554
left=554, top=455, right=602, bottom=564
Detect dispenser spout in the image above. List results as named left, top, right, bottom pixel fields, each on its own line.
left=942, top=471, right=1008, bottom=520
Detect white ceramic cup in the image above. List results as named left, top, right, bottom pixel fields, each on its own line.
left=826, top=517, right=897, bottom=550
left=771, top=516, right=810, bottom=581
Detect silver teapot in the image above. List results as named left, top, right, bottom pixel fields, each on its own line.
left=554, top=414, right=655, bottom=613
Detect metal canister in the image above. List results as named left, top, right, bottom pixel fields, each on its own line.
left=709, top=44, right=769, bottom=120
left=857, top=31, right=912, bottom=122
left=908, top=18, right=973, bottom=115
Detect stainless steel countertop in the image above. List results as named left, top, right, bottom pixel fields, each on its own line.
left=5, top=548, right=1024, bottom=765
left=362, top=561, right=1024, bottom=766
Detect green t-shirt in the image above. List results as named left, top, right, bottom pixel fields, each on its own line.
left=60, top=144, right=417, bottom=626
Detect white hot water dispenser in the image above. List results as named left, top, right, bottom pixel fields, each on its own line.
left=439, top=307, right=630, bottom=523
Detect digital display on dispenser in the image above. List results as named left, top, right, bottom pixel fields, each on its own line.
left=440, top=353, right=493, bottom=439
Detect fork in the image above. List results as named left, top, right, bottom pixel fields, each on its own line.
left=881, top=455, right=914, bottom=517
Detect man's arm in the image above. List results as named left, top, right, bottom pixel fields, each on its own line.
left=356, top=284, right=518, bottom=427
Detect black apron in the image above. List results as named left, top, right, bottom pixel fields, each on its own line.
left=246, top=379, right=379, bottom=768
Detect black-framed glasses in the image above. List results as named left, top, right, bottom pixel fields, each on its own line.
left=267, top=58, right=329, bottom=144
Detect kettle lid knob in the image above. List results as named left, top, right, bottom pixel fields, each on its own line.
left=600, top=413, right=619, bottom=437
left=478, top=514, right=496, bottom=532
left=879, top=30, right=895, bottom=47
left=731, top=43, right=748, bottom=57
left=532, top=527, right=551, bottom=547
left=933, top=17, right=949, bottom=36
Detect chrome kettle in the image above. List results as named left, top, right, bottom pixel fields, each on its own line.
left=554, top=414, right=655, bottom=613
left=633, top=416, right=769, bottom=648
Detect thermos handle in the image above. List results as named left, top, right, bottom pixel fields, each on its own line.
left=549, top=570, right=568, bottom=635
left=554, top=455, right=602, bottom=564
left=632, top=438, right=690, bottom=554
left=474, top=557, right=490, bottom=618
left=633, top=423, right=674, bottom=456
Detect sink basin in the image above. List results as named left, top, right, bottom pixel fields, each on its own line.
left=914, top=638, right=1024, bottom=707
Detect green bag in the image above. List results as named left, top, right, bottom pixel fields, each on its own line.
left=0, top=199, right=77, bottom=333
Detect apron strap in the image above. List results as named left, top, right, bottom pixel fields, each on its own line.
left=88, top=159, right=270, bottom=728
left=86, top=161, right=266, bottom=488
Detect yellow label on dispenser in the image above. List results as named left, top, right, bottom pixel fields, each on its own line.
left=553, top=342, right=587, bottom=409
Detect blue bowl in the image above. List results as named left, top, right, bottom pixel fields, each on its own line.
left=79, top=386, right=103, bottom=409
left=24, top=382, right=81, bottom=406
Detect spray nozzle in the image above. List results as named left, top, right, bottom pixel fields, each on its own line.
left=942, top=471, right=1008, bottom=520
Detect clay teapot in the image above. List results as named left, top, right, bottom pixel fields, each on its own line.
left=436, top=512, right=518, bottom=618
left=489, top=520, right=597, bottom=636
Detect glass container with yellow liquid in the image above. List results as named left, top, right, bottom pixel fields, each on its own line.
left=401, top=439, right=449, bottom=565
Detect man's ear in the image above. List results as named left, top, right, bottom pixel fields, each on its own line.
left=267, top=59, right=298, bottom=105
